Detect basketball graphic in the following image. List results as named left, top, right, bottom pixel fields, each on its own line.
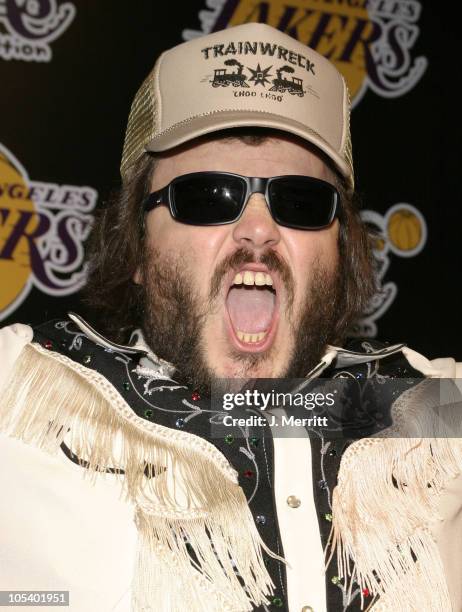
left=0, top=152, right=36, bottom=316
left=386, top=204, right=427, bottom=257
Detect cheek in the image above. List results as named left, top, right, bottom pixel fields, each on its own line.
left=144, top=211, right=229, bottom=279
left=285, top=223, right=340, bottom=285
left=146, top=211, right=204, bottom=261
left=319, top=227, right=340, bottom=270
left=145, top=208, right=177, bottom=251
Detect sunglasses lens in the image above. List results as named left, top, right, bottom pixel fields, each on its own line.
left=269, top=178, right=337, bottom=228
left=172, top=175, right=246, bottom=224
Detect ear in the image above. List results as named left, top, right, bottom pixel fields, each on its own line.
left=133, top=267, right=142, bottom=285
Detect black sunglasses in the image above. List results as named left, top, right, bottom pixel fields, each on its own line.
left=143, top=171, right=340, bottom=230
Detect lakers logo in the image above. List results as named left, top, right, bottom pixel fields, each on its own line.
left=0, top=143, right=97, bottom=321
left=0, top=152, right=37, bottom=316
left=185, top=0, right=427, bottom=105
left=352, top=204, right=427, bottom=338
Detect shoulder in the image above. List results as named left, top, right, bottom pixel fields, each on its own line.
left=0, top=322, right=33, bottom=347
left=0, top=318, right=93, bottom=394
left=401, top=346, right=461, bottom=378
left=0, top=323, right=33, bottom=392
left=336, top=337, right=461, bottom=379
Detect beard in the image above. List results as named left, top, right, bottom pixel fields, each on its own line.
left=138, top=244, right=347, bottom=396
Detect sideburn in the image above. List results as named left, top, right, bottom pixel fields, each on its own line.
left=139, top=246, right=211, bottom=391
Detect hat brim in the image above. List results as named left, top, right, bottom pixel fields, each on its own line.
left=145, top=110, right=352, bottom=187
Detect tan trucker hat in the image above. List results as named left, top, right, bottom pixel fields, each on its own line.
left=121, top=22, right=354, bottom=187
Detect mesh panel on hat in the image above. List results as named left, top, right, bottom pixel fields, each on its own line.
left=341, top=78, right=354, bottom=184
left=121, top=70, right=157, bottom=180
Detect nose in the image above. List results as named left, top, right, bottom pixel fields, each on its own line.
left=231, top=193, right=281, bottom=250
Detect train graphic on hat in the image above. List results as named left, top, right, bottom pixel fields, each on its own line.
left=211, top=61, right=305, bottom=96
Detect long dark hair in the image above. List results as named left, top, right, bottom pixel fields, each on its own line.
left=83, top=131, right=376, bottom=344
left=83, top=153, right=156, bottom=342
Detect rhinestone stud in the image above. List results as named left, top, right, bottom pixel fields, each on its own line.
left=271, top=597, right=283, bottom=607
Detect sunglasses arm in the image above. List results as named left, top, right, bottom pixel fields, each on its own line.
left=144, top=189, right=167, bottom=213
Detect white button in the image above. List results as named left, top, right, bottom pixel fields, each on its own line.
left=286, top=495, right=301, bottom=508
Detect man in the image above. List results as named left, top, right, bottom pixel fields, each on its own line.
left=1, top=22, right=461, bottom=612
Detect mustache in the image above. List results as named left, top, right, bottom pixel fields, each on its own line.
left=209, top=247, right=294, bottom=309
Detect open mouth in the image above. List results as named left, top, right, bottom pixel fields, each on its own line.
left=225, top=268, right=279, bottom=352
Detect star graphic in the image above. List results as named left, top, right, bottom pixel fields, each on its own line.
left=247, top=63, right=273, bottom=87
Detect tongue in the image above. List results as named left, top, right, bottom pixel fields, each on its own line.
left=226, top=287, right=275, bottom=333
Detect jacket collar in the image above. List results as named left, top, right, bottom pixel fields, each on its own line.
left=68, top=312, right=176, bottom=378
left=68, top=312, right=406, bottom=379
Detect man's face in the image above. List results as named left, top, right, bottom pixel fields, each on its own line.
left=137, top=135, right=341, bottom=390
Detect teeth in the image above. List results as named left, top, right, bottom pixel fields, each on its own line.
left=232, top=271, right=274, bottom=287
left=255, top=272, right=266, bottom=286
left=236, top=330, right=267, bottom=343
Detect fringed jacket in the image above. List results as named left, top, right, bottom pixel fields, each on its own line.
left=0, top=314, right=461, bottom=612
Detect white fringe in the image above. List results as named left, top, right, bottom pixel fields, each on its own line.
left=327, top=378, right=462, bottom=611
left=0, top=343, right=283, bottom=611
